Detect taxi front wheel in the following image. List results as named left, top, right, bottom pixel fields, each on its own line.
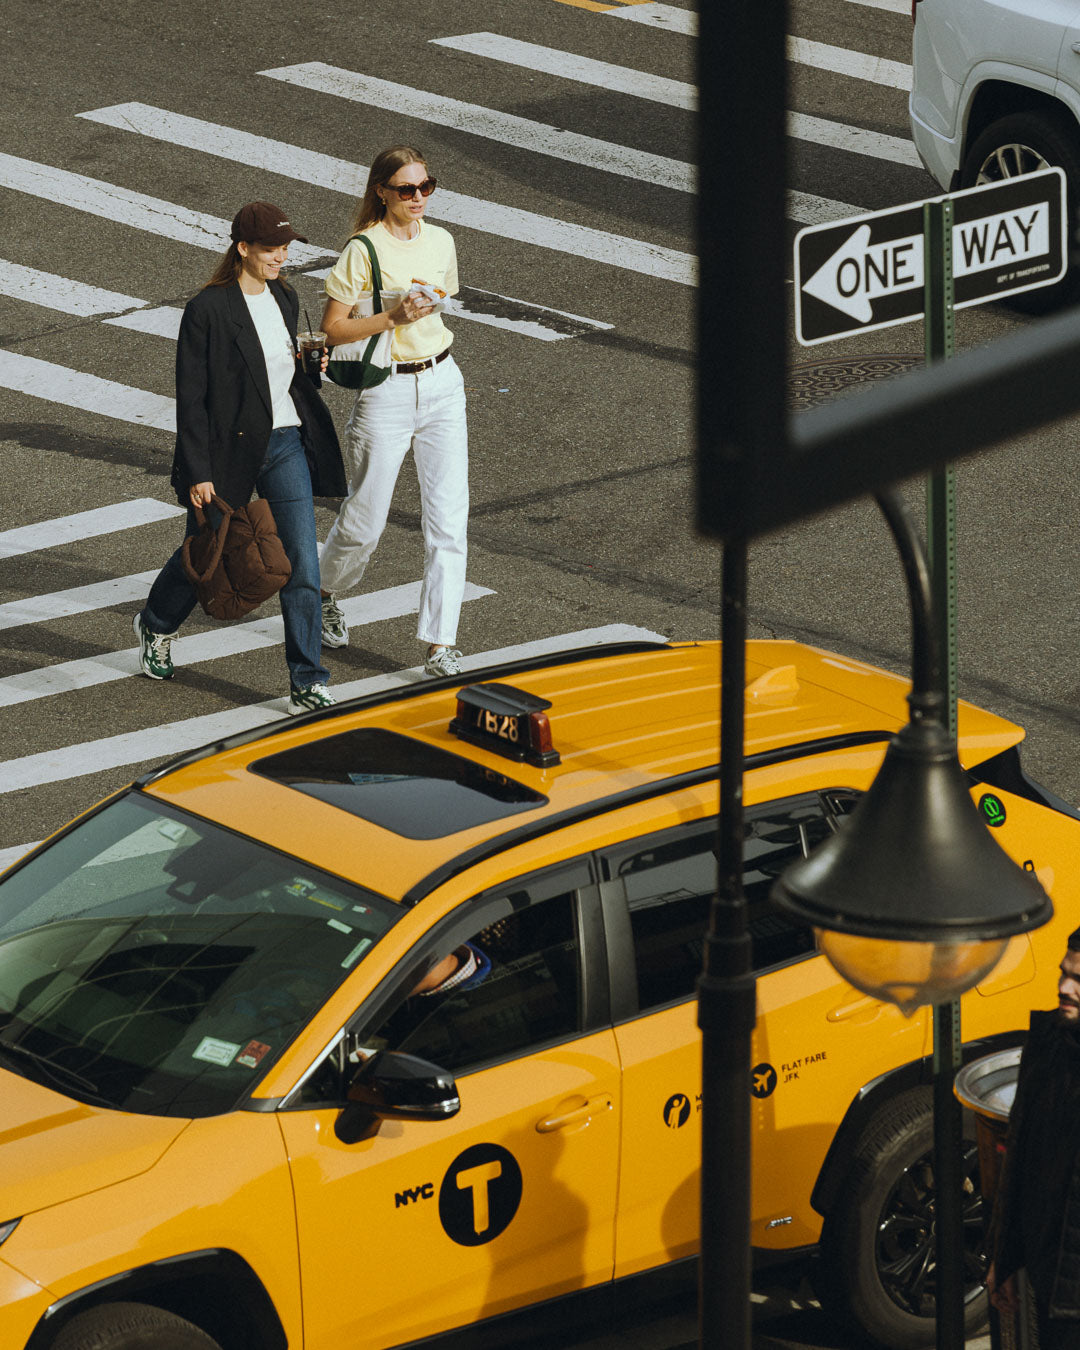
left=50, top=1302, right=223, bottom=1350
left=815, top=1088, right=987, bottom=1350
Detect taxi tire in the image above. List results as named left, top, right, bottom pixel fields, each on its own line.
left=960, top=108, right=1080, bottom=313
left=49, top=1302, right=223, bottom=1350
left=815, top=1088, right=986, bottom=1350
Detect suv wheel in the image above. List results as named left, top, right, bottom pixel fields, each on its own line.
left=50, top=1302, right=223, bottom=1350
left=816, top=1088, right=987, bottom=1350
left=961, top=109, right=1080, bottom=311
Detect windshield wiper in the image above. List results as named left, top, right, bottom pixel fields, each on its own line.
left=0, top=1041, right=110, bottom=1104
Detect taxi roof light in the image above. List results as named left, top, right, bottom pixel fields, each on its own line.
left=450, top=682, right=562, bottom=769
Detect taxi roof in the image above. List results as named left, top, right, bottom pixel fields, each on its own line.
left=141, top=640, right=1024, bottom=903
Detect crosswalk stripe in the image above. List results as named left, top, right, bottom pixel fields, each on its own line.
left=0, top=625, right=666, bottom=796
left=0, top=259, right=147, bottom=317
left=789, top=37, right=912, bottom=91
left=789, top=190, right=863, bottom=225
left=77, top=103, right=697, bottom=286
left=0, top=152, right=333, bottom=266
left=430, top=34, right=917, bottom=171
left=0, top=350, right=175, bottom=432
left=0, top=572, right=159, bottom=631
left=432, top=32, right=695, bottom=109
left=0, top=582, right=495, bottom=709
left=605, top=3, right=696, bottom=34
left=845, top=0, right=909, bottom=13
left=261, top=63, right=694, bottom=191
left=788, top=111, right=921, bottom=168
left=0, top=501, right=183, bottom=560
left=104, top=306, right=184, bottom=339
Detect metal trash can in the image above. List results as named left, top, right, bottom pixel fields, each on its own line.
left=955, top=1048, right=1037, bottom=1350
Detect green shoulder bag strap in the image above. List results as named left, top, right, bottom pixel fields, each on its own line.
left=355, top=232, right=383, bottom=365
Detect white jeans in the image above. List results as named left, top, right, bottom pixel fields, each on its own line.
left=320, top=354, right=468, bottom=646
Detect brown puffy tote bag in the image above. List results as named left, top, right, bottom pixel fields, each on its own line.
left=181, top=493, right=292, bottom=621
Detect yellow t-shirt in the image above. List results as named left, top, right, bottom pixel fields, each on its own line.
left=324, top=220, right=458, bottom=363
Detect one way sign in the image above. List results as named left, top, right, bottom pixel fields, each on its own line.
left=794, top=168, right=1066, bottom=345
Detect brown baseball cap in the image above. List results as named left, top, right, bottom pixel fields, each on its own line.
left=229, top=202, right=308, bottom=245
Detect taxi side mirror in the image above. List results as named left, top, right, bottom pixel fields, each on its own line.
left=335, top=1050, right=460, bottom=1144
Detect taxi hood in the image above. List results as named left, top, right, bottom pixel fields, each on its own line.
left=0, top=1067, right=189, bottom=1219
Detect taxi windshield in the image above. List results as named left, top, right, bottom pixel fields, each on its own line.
left=0, top=792, right=399, bottom=1118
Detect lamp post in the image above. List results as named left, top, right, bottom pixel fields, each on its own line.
left=771, top=489, right=1052, bottom=1003
left=770, top=488, right=1053, bottom=1346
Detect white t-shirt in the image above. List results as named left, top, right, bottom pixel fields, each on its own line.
left=242, top=286, right=301, bottom=429
left=324, top=220, right=458, bottom=363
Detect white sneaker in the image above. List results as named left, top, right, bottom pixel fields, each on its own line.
left=321, top=594, right=349, bottom=648
left=423, top=646, right=463, bottom=678
left=288, top=683, right=336, bottom=715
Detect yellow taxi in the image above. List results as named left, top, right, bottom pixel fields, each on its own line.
left=0, top=639, right=1075, bottom=1350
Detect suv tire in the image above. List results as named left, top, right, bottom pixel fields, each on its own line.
left=815, top=1088, right=986, bottom=1350
left=961, top=108, right=1080, bottom=311
left=50, top=1302, right=223, bottom=1350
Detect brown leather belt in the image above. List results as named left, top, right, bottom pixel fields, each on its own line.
left=393, top=349, right=451, bottom=376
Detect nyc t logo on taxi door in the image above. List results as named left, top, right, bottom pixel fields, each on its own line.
left=439, top=1143, right=522, bottom=1246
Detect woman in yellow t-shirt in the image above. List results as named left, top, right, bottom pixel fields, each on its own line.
left=318, top=145, right=469, bottom=679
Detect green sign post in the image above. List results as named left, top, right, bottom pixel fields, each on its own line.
left=923, top=196, right=966, bottom=1350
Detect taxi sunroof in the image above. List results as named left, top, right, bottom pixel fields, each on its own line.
left=249, top=728, right=548, bottom=840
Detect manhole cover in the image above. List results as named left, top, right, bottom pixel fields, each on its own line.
left=788, top=354, right=922, bottom=412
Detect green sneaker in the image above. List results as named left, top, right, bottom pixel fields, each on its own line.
left=133, top=611, right=176, bottom=680
left=321, top=594, right=349, bottom=648
left=288, top=683, right=336, bottom=716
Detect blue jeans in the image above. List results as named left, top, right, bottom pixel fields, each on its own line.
left=143, top=426, right=328, bottom=690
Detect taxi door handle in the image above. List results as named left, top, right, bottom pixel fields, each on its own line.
left=535, top=1095, right=613, bottom=1133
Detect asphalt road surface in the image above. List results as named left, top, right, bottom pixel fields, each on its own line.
left=0, top=0, right=1070, bottom=1345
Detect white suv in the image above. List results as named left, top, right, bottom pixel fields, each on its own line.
left=910, top=0, right=1080, bottom=305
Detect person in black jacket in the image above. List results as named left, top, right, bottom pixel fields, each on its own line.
left=988, top=926, right=1080, bottom=1349
left=133, top=202, right=346, bottom=715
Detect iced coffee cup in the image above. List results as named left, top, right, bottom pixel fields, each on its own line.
left=298, top=330, right=327, bottom=376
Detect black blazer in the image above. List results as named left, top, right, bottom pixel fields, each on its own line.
left=170, top=279, right=346, bottom=509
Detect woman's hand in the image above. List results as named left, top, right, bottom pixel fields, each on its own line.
left=388, top=289, right=436, bottom=327
left=987, top=1262, right=1019, bottom=1314
left=190, top=481, right=214, bottom=508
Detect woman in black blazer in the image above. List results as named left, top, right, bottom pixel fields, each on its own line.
left=133, top=202, right=346, bottom=715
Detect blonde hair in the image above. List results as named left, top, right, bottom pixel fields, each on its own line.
left=351, top=146, right=428, bottom=234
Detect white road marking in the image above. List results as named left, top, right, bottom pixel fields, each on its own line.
left=0, top=259, right=147, bottom=317
left=605, top=3, right=696, bottom=34
left=430, top=34, right=918, bottom=169
left=0, top=350, right=176, bottom=432
left=0, top=582, right=495, bottom=708
left=0, top=625, right=667, bottom=795
left=0, top=842, right=38, bottom=873
left=790, top=189, right=863, bottom=225
left=0, top=152, right=333, bottom=265
left=104, top=306, right=184, bottom=338
left=788, top=111, right=921, bottom=168
left=0, top=572, right=160, bottom=631
left=77, top=103, right=697, bottom=286
left=432, top=32, right=696, bottom=109
left=788, top=37, right=912, bottom=91
left=261, top=63, right=694, bottom=191
left=0, top=500, right=184, bottom=560
left=845, top=0, right=910, bottom=13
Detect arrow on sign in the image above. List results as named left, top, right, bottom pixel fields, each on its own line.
left=802, top=223, right=924, bottom=322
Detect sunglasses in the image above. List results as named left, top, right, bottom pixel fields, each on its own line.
left=384, top=177, right=437, bottom=200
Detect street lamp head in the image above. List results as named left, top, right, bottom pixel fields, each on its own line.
left=771, top=705, right=1053, bottom=1013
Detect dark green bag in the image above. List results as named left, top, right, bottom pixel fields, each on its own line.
left=325, top=234, right=393, bottom=390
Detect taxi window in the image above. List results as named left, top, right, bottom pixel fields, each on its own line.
left=0, top=794, right=399, bottom=1117
left=249, top=728, right=547, bottom=839
left=607, top=797, right=845, bottom=1012
left=364, top=892, right=581, bottom=1076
